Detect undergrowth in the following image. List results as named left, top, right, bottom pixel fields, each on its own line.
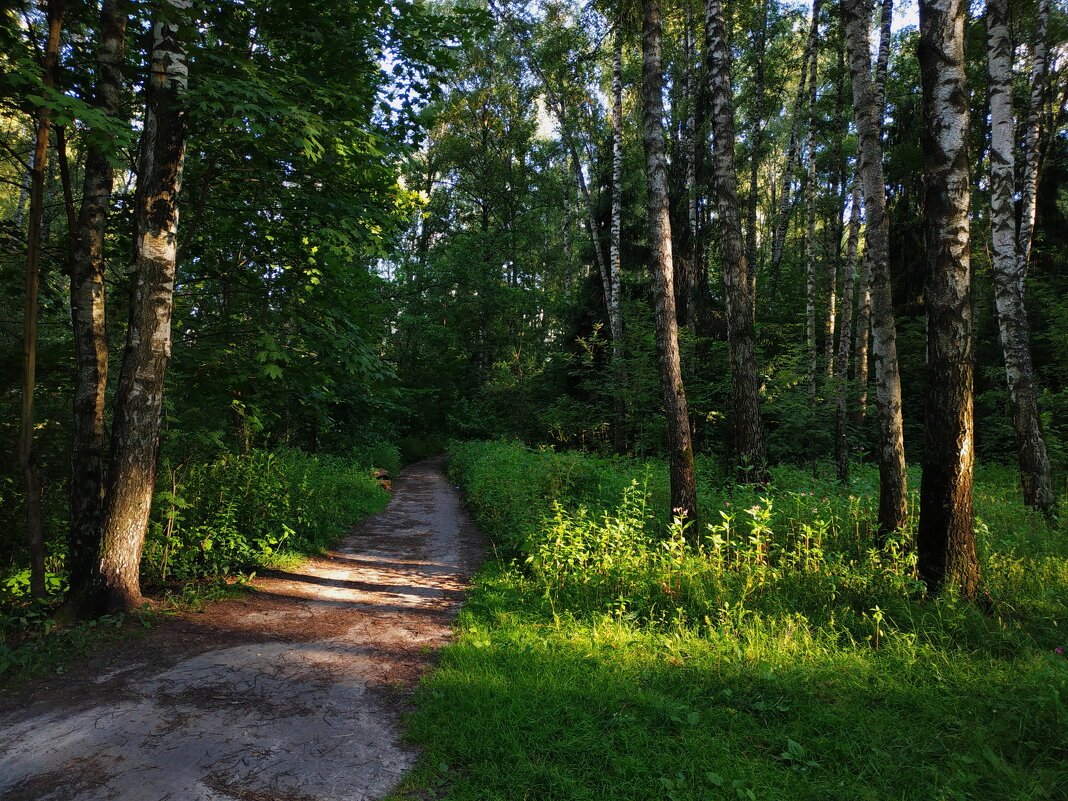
left=400, top=440, right=1068, bottom=801
left=0, top=448, right=390, bottom=683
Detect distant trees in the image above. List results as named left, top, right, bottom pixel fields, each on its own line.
left=2, top=0, right=1067, bottom=613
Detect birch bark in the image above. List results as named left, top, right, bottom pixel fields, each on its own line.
left=853, top=0, right=893, bottom=425
left=843, top=0, right=908, bottom=536
left=986, top=0, right=1055, bottom=514
left=610, top=24, right=626, bottom=453
left=642, top=0, right=698, bottom=517
left=805, top=0, right=821, bottom=396
left=1017, top=0, right=1049, bottom=276
left=917, top=0, right=980, bottom=598
left=97, top=3, right=190, bottom=612
left=706, top=0, right=768, bottom=480
left=66, top=0, right=128, bottom=609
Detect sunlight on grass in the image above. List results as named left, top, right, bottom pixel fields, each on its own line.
left=398, top=440, right=1068, bottom=801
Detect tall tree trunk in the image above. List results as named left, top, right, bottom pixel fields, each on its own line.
left=96, top=4, right=189, bottom=612
left=1017, top=0, right=1048, bottom=277
left=567, top=141, right=610, bottom=301
left=66, top=0, right=128, bottom=612
left=770, top=14, right=816, bottom=274
left=610, top=24, right=626, bottom=454
left=804, top=0, right=821, bottom=397
left=986, top=0, right=1055, bottom=514
left=917, top=0, right=980, bottom=598
left=706, top=0, right=768, bottom=480
left=19, top=0, right=65, bottom=601
left=641, top=0, right=698, bottom=518
left=745, top=0, right=768, bottom=318
left=825, top=35, right=848, bottom=380
left=684, top=0, right=699, bottom=288
left=853, top=0, right=893, bottom=426
left=843, top=0, right=908, bottom=537
left=835, top=170, right=862, bottom=482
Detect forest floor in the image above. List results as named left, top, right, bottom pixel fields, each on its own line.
left=0, top=456, right=484, bottom=801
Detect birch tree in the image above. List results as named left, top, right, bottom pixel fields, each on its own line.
left=842, top=0, right=908, bottom=536
left=986, top=0, right=1055, bottom=514
left=804, top=0, right=821, bottom=397
left=66, top=0, right=128, bottom=611
left=609, top=22, right=626, bottom=453
left=853, top=0, right=893, bottom=426
left=95, top=2, right=190, bottom=612
left=917, top=0, right=980, bottom=598
left=706, top=0, right=768, bottom=480
left=642, top=0, right=698, bottom=518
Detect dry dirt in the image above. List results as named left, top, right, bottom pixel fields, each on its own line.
left=0, top=456, right=483, bottom=801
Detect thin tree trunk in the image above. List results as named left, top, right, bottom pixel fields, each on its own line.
left=843, top=0, right=908, bottom=537
left=567, top=140, right=610, bottom=301
left=54, top=126, right=78, bottom=260
left=853, top=241, right=872, bottom=423
left=986, top=0, right=1055, bottom=514
left=805, top=0, right=821, bottom=397
left=610, top=24, right=626, bottom=454
left=1017, top=0, right=1048, bottom=277
left=770, top=15, right=816, bottom=273
left=854, top=0, right=893, bottom=426
left=835, top=170, right=862, bottom=481
left=96, top=4, right=189, bottom=612
left=561, top=161, right=574, bottom=290
left=675, top=0, right=698, bottom=329
left=874, top=0, right=893, bottom=124
left=917, top=0, right=980, bottom=598
left=65, top=0, right=128, bottom=613
left=19, top=0, right=65, bottom=601
left=707, top=0, right=768, bottom=481
left=825, top=35, right=848, bottom=379
left=745, top=0, right=768, bottom=317
left=641, top=0, right=698, bottom=518
left=684, top=0, right=699, bottom=282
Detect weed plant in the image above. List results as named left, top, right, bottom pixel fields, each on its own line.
left=402, top=440, right=1068, bottom=801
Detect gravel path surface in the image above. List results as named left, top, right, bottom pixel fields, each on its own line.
left=0, top=455, right=483, bottom=801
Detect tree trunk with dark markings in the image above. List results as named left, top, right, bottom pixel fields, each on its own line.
left=96, top=5, right=189, bottom=612
left=706, top=0, right=768, bottom=481
left=641, top=0, right=698, bottom=518
left=985, top=0, right=1054, bottom=515
left=65, top=0, right=129, bottom=614
left=842, top=0, right=908, bottom=537
left=917, top=0, right=980, bottom=598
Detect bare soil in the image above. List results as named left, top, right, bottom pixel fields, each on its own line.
left=0, top=456, right=483, bottom=801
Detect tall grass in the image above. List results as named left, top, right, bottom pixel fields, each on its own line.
left=399, top=440, right=1068, bottom=801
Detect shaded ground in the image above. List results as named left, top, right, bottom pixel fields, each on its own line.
left=0, top=456, right=483, bottom=801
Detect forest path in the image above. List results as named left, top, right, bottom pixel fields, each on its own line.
left=0, top=455, right=483, bottom=801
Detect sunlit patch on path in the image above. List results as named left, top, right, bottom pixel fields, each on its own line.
left=0, top=456, right=483, bottom=801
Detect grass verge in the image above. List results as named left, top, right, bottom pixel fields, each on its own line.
left=397, top=440, right=1068, bottom=801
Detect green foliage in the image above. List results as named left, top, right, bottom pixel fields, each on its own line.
left=402, top=441, right=1068, bottom=801
left=142, top=449, right=389, bottom=582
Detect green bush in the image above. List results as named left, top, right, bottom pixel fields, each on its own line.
left=415, top=441, right=1068, bottom=800
left=142, top=449, right=388, bottom=582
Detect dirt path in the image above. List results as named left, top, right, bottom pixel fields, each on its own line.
left=0, top=456, right=483, bottom=801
